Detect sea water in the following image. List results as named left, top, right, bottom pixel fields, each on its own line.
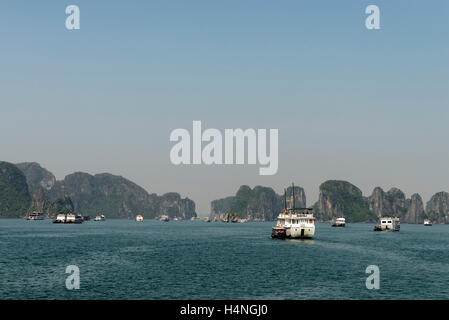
left=0, top=220, right=448, bottom=299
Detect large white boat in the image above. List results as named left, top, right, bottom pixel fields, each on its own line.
left=331, top=217, right=346, bottom=227
left=94, top=214, right=105, bottom=221
left=424, top=219, right=432, bottom=226
left=374, top=216, right=400, bottom=231
left=53, top=213, right=83, bottom=224
left=271, top=184, right=315, bottom=239
left=26, top=211, right=44, bottom=220
left=136, top=214, right=144, bottom=222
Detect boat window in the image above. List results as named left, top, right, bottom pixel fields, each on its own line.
left=388, top=221, right=392, bottom=223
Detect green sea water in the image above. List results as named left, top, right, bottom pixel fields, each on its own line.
left=0, top=219, right=448, bottom=300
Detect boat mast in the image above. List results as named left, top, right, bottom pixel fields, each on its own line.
left=292, top=183, right=295, bottom=212
left=284, top=189, right=287, bottom=211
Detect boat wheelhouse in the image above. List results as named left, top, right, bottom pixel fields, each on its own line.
left=272, top=184, right=315, bottom=239
left=374, top=216, right=400, bottom=231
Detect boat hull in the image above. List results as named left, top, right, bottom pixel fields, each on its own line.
left=331, top=223, right=345, bottom=227
left=373, top=225, right=400, bottom=232
left=272, top=226, right=315, bottom=239
left=288, top=225, right=315, bottom=239
left=53, top=220, right=83, bottom=224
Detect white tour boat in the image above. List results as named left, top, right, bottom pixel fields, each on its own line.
left=136, top=214, right=144, bottom=222
left=272, top=184, right=315, bottom=239
left=424, top=219, right=432, bottom=226
left=374, top=216, right=400, bottom=231
left=53, top=213, right=83, bottom=224
left=331, top=217, right=346, bottom=227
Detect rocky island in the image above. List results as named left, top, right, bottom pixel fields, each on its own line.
left=211, top=184, right=306, bottom=221
left=210, top=180, right=449, bottom=223
left=0, top=161, right=197, bottom=219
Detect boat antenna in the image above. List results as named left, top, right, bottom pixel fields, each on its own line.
left=292, top=183, right=295, bottom=212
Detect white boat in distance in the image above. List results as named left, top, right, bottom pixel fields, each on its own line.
left=331, top=217, right=346, bottom=227
left=26, top=211, right=44, bottom=220
left=94, top=214, right=105, bottom=221
left=424, top=219, right=432, bottom=226
left=271, top=184, right=315, bottom=239
left=53, top=213, right=83, bottom=224
left=374, top=215, right=400, bottom=231
left=136, top=214, right=144, bottom=222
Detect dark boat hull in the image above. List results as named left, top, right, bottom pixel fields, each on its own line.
left=271, top=227, right=287, bottom=239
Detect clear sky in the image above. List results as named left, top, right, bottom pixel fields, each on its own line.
left=1, top=1, right=448, bottom=215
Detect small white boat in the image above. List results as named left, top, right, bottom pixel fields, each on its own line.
left=136, top=214, right=144, bottom=222
left=160, top=215, right=170, bottom=222
left=26, top=211, right=44, bottom=220
left=204, top=217, right=211, bottom=222
left=94, top=214, right=105, bottom=221
left=374, top=216, right=400, bottom=231
left=331, top=217, right=346, bottom=227
left=424, top=219, right=432, bottom=226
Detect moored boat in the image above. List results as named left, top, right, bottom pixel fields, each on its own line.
left=136, top=214, right=144, bottom=222
left=271, top=184, right=315, bottom=239
left=160, top=215, right=170, bottom=222
left=424, top=219, right=432, bottom=226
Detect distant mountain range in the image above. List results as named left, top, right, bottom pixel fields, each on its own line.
left=2, top=160, right=448, bottom=223
left=210, top=180, right=449, bottom=224
left=0, top=161, right=197, bottom=219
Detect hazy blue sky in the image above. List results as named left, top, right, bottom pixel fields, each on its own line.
left=1, top=1, right=448, bottom=215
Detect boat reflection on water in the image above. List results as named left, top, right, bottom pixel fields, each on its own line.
left=286, top=238, right=316, bottom=245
